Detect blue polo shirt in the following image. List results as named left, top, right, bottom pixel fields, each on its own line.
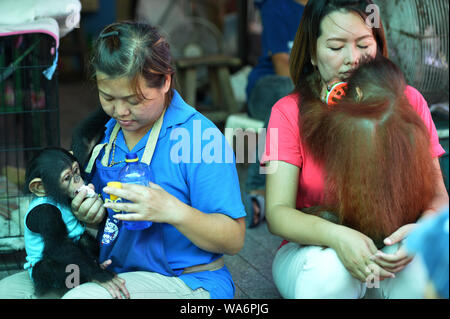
left=89, top=90, right=246, bottom=299
left=246, top=0, right=304, bottom=97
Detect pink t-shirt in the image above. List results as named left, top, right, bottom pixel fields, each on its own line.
left=261, top=85, right=445, bottom=210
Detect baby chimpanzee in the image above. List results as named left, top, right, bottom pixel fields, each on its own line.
left=23, top=147, right=121, bottom=297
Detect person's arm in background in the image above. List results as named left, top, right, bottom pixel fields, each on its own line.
left=266, top=0, right=308, bottom=77
left=260, top=1, right=295, bottom=78
left=272, top=53, right=290, bottom=77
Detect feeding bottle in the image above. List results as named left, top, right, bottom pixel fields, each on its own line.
left=116, top=152, right=152, bottom=230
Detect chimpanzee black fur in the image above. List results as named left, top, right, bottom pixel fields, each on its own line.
left=70, top=107, right=109, bottom=170
left=24, top=147, right=114, bottom=296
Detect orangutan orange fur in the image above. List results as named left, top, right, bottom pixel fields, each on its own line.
left=298, top=55, right=437, bottom=247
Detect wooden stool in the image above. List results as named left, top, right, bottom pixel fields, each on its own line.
left=224, top=113, right=265, bottom=148
left=175, top=54, right=241, bottom=123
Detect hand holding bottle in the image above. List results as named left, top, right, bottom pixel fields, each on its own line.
left=103, top=181, right=186, bottom=226
left=106, top=153, right=153, bottom=230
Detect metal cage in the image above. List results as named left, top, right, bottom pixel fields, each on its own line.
left=0, top=32, right=60, bottom=253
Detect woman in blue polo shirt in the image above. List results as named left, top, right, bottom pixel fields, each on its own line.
left=65, top=22, right=246, bottom=299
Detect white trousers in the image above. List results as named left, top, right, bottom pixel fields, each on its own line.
left=272, top=242, right=427, bottom=299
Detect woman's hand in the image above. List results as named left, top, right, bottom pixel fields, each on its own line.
left=103, top=182, right=245, bottom=255
left=102, top=182, right=185, bottom=225
left=330, top=225, right=396, bottom=282
left=71, top=183, right=106, bottom=225
left=371, top=224, right=416, bottom=273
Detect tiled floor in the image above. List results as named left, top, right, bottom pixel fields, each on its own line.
left=224, top=216, right=282, bottom=298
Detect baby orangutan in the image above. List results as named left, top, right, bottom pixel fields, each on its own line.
left=299, top=55, right=437, bottom=248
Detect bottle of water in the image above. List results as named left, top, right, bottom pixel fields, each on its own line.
left=117, top=153, right=152, bottom=230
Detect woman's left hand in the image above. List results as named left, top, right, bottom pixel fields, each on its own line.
left=102, top=182, right=184, bottom=225
left=103, top=182, right=245, bottom=255
left=371, top=224, right=417, bottom=273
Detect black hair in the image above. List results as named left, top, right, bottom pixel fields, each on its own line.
left=24, top=147, right=79, bottom=206
left=90, top=21, right=176, bottom=107
left=290, top=0, right=388, bottom=87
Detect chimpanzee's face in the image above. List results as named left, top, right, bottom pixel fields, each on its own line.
left=60, top=162, right=85, bottom=199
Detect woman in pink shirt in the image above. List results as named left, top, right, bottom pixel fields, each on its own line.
left=262, top=0, right=448, bottom=298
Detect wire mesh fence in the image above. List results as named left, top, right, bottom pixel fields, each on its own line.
left=0, top=32, right=59, bottom=253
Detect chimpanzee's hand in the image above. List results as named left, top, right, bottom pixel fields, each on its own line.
left=99, top=259, right=113, bottom=270
left=72, top=183, right=105, bottom=225
left=94, top=261, right=130, bottom=299
left=93, top=275, right=130, bottom=299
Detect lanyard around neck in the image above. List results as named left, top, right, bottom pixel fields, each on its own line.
left=85, top=108, right=166, bottom=173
